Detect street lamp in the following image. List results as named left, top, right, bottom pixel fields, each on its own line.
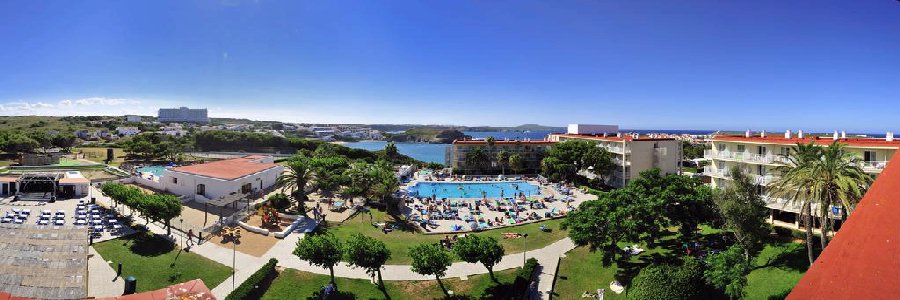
left=522, top=233, right=529, bottom=267
left=179, top=218, right=184, bottom=248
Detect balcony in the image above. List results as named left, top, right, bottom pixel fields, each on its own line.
left=703, top=167, right=777, bottom=185
left=703, top=166, right=729, bottom=178
left=859, top=160, right=888, bottom=173
left=602, top=145, right=630, bottom=154
left=612, top=158, right=631, bottom=166
left=704, top=150, right=790, bottom=165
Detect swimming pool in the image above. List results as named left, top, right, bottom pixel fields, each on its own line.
left=408, top=181, right=541, bottom=199
left=136, top=166, right=168, bottom=177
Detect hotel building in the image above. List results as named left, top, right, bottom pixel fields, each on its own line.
left=703, top=130, right=899, bottom=225
left=446, top=140, right=555, bottom=174
left=158, top=107, right=210, bottom=123
left=548, top=133, right=682, bottom=187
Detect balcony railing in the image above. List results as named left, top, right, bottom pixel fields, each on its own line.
left=601, top=145, right=630, bottom=154
left=704, top=150, right=790, bottom=165
left=859, top=160, right=888, bottom=173
left=704, top=167, right=778, bottom=185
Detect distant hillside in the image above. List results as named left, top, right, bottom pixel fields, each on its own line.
left=464, top=124, right=565, bottom=132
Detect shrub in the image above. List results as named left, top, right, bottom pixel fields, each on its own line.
left=268, top=193, right=290, bottom=210
left=224, top=258, right=278, bottom=300
left=628, top=257, right=707, bottom=300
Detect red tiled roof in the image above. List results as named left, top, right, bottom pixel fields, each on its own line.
left=170, top=158, right=280, bottom=180
left=787, top=154, right=900, bottom=299
left=711, top=135, right=900, bottom=148
left=549, top=133, right=676, bottom=142
left=97, top=279, right=214, bottom=300
left=241, top=155, right=269, bottom=160
left=452, top=140, right=556, bottom=145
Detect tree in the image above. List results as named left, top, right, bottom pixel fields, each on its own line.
left=345, top=233, right=391, bottom=289
left=509, top=153, right=524, bottom=174
left=278, top=155, right=314, bottom=213
left=705, top=245, right=751, bottom=299
left=1, top=133, right=39, bottom=153
left=343, top=161, right=376, bottom=199
left=310, top=156, right=349, bottom=196
left=769, top=142, right=825, bottom=266
left=464, top=146, right=490, bottom=174
left=28, top=131, right=51, bottom=151
left=628, top=168, right=716, bottom=240
left=452, top=235, right=505, bottom=281
left=51, top=132, right=77, bottom=152
left=145, top=194, right=183, bottom=236
left=409, top=243, right=453, bottom=295
left=714, top=168, right=771, bottom=260
left=371, top=161, right=399, bottom=207
left=384, top=142, right=399, bottom=160
left=496, top=150, right=510, bottom=175
left=562, top=191, right=638, bottom=264
left=541, top=140, right=613, bottom=182
left=808, top=142, right=871, bottom=248
left=628, top=257, right=707, bottom=300
left=294, top=234, right=343, bottom=286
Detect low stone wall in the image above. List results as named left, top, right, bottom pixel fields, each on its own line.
left=273, top=217, right=308, bottom=238
left=237, top=220, right=270, bottom=236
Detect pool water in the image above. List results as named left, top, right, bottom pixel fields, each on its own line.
left=136, top=166, right=168, bottom=177
left=408, top=181, right=541, bottom=199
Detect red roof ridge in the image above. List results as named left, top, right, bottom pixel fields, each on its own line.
left=710, top=135, right=900, bottom=148
left=170, top=157, right=280, bottom=180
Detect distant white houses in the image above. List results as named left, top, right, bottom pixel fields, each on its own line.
left=158, top=156, right=284, bottom=203
left=158, top=107, right=210, bottom=123
left=125, top=115, right=142, bottom=123
left=115, top=126, right=141, bottom=137
left=160, top=125, right=188, bottom=137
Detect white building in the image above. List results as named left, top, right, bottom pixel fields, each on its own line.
left=548, top=133, right=682, bottom=187
left=125, top=115, right=142, bottom=122
left=567, top=124, right=619, bottom=135
left=160, top=125, right=188, bottom=137
left=161, top=156, right=284, bottom=203
left=158, top=107, right=210, bottom=123
left=116, top=126, right=141, bottom=137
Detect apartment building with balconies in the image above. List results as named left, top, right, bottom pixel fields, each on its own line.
left=446, top=140, right=555, bottom=174
left=547, top=133, right=682, bottom=187
left=704, top=130, right=899, bottom=226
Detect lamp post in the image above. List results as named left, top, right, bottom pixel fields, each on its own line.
left=522, top=233, right=529, bottom=267
left=179, top=218, right=184, bottom=248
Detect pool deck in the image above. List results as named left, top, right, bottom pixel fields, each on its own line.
left=400, top=177, right=595, bottom=234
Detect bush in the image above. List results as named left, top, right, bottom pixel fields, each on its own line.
left=225, top=258, right=278, bottom=300
left=628, top=257, right=708, bottom=300
left=268, top=193, right=290, bottom=210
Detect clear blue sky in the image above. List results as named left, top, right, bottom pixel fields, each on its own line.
left=0, top=1, right=897, bottom=132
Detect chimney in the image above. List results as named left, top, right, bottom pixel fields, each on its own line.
left=785, top=130, right=792, bottom=139
left=841, top=131, right=846, bottom=139
left=798, top=130, right=804, bottom=139
left=761, top=130, right=766, bottom=138
left=602, top=133, right=608, bottom=137
left=616, top=132, right=622, bottom=138
left=888, top=132, right=894, bottom=142
left=832, top=130, right=839, bottom=140
left=745, top=129, right=751, bottom=138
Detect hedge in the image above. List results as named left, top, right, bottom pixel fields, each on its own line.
left=225, top=258, right=278, bottom=300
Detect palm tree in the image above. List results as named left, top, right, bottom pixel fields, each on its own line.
left=509, top=153, right=524, bottom=174
left=807, top=142, right=872, bottom=248
left=769, top=142, right=822, bottom=266
left=464, top=147, right=490, bottom=174
left=278, top=155, right=313, bottom=213
left=496, top=150, right=510, bottom=175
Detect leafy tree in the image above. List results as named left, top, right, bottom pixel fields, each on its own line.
left=509, top=153, right=524, bottom=174
left=562, top=191, right=638, bottom=264
left=51, top=132, right=77, bottom=151
left=278, top=155, right=314, bottom=212
left=464, top=146, right=490, bottom=174
left=452, top=235, right=505, bottom=281
left=310, top=156, right=349, bottom=196
left=294, top=233, right=344, bottom=286
left=705, top=245, right=751, bottom=299
left=144, top=194, right=183, bottom=235
left=714, top=168, right=771, bottom=260
left=345, top=233, right=392, bottom=289
left=409, top=243, right=453, bottom=295
left=541, top=140, right=612, bottom=182
left=371, top=161, right=399, bottom=207
left=496, top=150, right=510, bottom=175
left=267, top=193, right=291, bottom=210
left=1, top=132, right=39, bottom=153
left=384, top=142, right=399, bottom=160
left=28, top=131, right=52, bottom=151
left=342, top=161, right=376, bottom=199
left=628, top=257, right=707, bottom=300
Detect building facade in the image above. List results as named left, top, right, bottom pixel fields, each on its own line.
left=158, top=107, right=210, bottom=123
left=115, top=126, right=141, bottom=137
left=548, top=133, right=682, bottom=187
left=446, top=140, right=555, bottom=174
left=162, top=156, right=283, bottom=203
left=703, top=131, right=899, bottom=224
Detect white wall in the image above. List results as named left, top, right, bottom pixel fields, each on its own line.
left=161, top=166, right=283, bottom=202
left=567, top=124, right=619, bottom=135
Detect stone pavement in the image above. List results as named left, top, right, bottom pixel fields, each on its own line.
left=88, top=247, right=124, bottom=298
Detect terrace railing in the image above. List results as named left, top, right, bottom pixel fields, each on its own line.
left=705, top=150, right=790, bottom=165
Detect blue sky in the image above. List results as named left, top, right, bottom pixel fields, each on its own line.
left=0, top=1, right=898, bottom=132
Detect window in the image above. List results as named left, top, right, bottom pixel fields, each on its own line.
left=717, top=144, right=726, bottom=152
left=241, top=183, right=252, bottom=194
left=172, top=177, right=178, bottom=184
left=737, top=145, right=746, bottom=153
left=196, top=184, right=205, bottom=195
left=864, top=151, right=877, bottom=162
left=781, top=147, right=790, bottom=156
left=758, top=146, right=766, bottom=155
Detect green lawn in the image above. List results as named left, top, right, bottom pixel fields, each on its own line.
left=76, top=147, right=126, bottom=166
left=263, top=267, right=524, bottom=299
left=553, top=233, right=809, bottom=300
left=325, top=209, right=568, bottom=264
left=93, top=232, right=232, bottom=292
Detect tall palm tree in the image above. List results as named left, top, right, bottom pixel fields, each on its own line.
left=464, top=147, right=490, bottom=174
left=278, top=155, right=313, bottom=213
left=769, top=142, right=822, bottom=266
left=509, top=153, right=524, bottom=174
left=807, top=142, right=872, bottom=248
left=496, top=150, right=510, bottom=175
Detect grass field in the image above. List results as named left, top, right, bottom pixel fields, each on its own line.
left=93, top=232, right=232, bottom=293
left=262, top=267, right=523, bottom=299
left=552, top=232, right=808, bottom=300
left=76, top=147, right=126, bottom=166
left=325, top=209, right=567, bottom=264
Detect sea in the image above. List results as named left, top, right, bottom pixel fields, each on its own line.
left=343, top=129, right=721, bottom=164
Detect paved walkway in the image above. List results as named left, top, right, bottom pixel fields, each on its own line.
left=88, top=247, right=124, bottom=298
left=90, top=186, right=573, bottom=300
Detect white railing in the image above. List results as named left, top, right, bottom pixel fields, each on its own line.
left=705, top=150, right=790, bottom=165
left=603, top=145, right=630, bottom=154
left=704, top=166, right=729, bottom=178
left=612, top=158, right=631, bottom=166
left=750, top=174, right=777, bottom=186
left=859, top=161, right=888, bottom=173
